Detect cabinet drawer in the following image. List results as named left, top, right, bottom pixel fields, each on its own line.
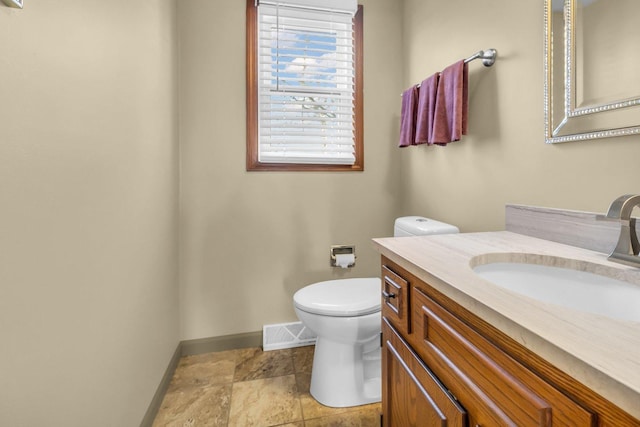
left=382, top=318, right=466, bottom=427
left=381, top=265, right=410, bottom=334
left=411, top=287, right=595, bottom=427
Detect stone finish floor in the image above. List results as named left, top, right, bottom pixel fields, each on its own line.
left=152, top=345, right=381, bottom=426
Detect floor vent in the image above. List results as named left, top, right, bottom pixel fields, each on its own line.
left=262, top=321, right=316, bottom=351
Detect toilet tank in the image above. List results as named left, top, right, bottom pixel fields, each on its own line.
left=394, top=216, right=459, bottom=237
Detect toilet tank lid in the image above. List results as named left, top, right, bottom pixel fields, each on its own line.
left=294, top=278, right=381, bottom=317
left=394, top=216, right=459, bottom=236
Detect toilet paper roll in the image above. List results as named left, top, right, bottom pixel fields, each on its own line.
left=335, top=253, right=355, bottom=268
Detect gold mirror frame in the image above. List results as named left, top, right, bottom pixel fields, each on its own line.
left=544, top=0, right=640, bottom=143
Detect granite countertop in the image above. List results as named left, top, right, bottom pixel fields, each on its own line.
left=372, top=231, right=640, bottom=419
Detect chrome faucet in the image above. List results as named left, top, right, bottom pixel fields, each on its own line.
left=604, top=194, right=640, bottom=267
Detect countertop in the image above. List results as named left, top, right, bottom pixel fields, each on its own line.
left=372, top=231, right=640, bottom=419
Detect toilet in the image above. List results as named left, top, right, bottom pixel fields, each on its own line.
left=293, top=216, right=459, bottom=408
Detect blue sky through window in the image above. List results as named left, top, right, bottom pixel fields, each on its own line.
left=270, top=29, right=338, bottom=91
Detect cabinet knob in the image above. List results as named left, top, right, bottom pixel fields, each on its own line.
left=382, top=290, right=396, bottom=301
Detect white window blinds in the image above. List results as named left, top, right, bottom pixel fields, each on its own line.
left=257, top=1, right=357, bottom=165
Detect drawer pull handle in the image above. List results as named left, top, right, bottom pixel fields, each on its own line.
left=382, top=290, right=396, bottom=300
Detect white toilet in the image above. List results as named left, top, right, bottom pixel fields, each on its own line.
left=293, top=216, right=459, bottom=408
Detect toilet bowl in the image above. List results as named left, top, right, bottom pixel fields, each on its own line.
left=293, top=278, right=382, bottom=408
left=293, top=216, right=459, bottom=408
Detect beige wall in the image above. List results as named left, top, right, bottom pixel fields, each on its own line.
left=178, top=0, right=404, bottom=340
left=2, top=0, right=639, bottom=422
left=0, top=1, right=179, bottom=426
left=401, top=0, right=640, bottom=233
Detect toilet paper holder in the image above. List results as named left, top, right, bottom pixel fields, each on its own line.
left=330, top=245, right=356, bottom=268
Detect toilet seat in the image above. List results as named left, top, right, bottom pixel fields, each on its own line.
left=293, top=278, right=381, bottom=317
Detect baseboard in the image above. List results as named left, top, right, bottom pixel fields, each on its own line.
left=180, top=330, right=263, bottom=356
left=139, top=330, right=263, bottom=427
left=139, top=343, right=182, bottom=427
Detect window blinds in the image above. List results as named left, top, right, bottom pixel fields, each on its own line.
left=257, top=2, right=356, bottom=165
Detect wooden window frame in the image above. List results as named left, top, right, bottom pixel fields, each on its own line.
left=246, top=0, right=364, bottom=172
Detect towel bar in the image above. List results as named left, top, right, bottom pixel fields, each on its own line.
left=402, top=48, right=497, bottom=94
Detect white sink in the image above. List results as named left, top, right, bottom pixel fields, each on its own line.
left=472, top=261, right=640, bottom=322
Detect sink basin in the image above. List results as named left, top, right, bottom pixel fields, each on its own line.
left=472, top=260, right=640, bottom=322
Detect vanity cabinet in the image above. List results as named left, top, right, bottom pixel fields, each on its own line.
left=380, top=255, right=639, bottom=427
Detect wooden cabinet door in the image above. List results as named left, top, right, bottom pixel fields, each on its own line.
left=382, top=318, right=466, bottom=427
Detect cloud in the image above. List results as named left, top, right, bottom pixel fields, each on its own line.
left=284, top=52, right=336, bottom=74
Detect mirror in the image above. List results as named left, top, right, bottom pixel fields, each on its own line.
left=545, top=0, right=640, bottom=143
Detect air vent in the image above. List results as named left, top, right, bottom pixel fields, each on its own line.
left=262, top=321, right=316, bottom=351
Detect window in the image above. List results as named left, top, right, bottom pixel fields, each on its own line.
left=246, top=0, right=363, bottom=171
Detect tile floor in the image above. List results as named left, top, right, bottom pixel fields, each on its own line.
left=152, top=345, right=381, bottom=427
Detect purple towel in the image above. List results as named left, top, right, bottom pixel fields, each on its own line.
left=398, top=85, right=418, bottom=147
left=414, top=73, right=439, bottom=145
left=432, top=60, right=468, bottom=145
